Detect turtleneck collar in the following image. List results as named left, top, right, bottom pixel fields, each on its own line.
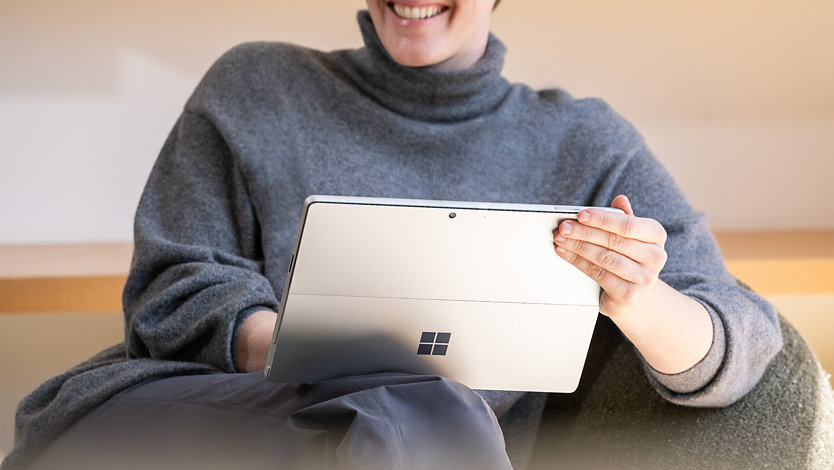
left=340, top=11, right=512, bottom=122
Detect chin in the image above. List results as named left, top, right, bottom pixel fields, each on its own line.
left=386, top=44, right=445, bottom=68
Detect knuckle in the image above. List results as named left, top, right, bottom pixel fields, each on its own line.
left=655, top=249, right=668, bottom=268
left=558, top=247, right=579, bottom=264
left=607, top=232, right=625, bottom=250
left=646, top=245, right=667, bottom=268
left=655, top=223, right=668, bottom=244
left=598, top=211, right=609, bottom=228
left=577, top=224, right=593, bottom=240
left=599, top=250, right=618, bottom=269
left=639, top=267, right=658, bottom=287
left=621, top=217, right=638, bottom=237
left=588, top=264, right=607, bottom=281
left=566, top=251, right=581, bottom=264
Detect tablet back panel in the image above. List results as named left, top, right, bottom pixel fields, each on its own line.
left=265, top=196, right=603, bottom=392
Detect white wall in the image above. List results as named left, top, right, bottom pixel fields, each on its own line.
left=2, top=0, right=832, bottom=244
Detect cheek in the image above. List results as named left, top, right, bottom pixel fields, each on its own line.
left=365, top=0, right=386, bottom=23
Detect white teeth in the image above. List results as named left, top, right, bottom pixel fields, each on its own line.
left=392, top=4, right=444, bottom=20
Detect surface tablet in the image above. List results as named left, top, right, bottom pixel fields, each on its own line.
left=265, top=195, right=613, bottom=392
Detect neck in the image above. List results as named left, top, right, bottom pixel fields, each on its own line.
left=334, top=11, right=511, bottom=122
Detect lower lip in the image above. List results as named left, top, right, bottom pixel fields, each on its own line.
left=386, top=3, right=449, bottom=26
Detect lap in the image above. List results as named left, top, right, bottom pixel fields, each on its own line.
left=30, top=372, right=511, bottom=470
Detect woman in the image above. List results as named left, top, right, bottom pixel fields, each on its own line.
left=5, top=1, right=781, bottom=469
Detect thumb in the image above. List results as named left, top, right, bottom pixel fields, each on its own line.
left=611, top=194, right=634, bottom=216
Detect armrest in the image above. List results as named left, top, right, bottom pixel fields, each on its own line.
left=530, top=314, right=834, bottom=469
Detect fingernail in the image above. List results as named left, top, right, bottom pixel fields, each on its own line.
left=561, top=221, right=573, bottom=235
left=578, top=211, right=590, bottom=223
left=555, top=246, right=567, bottom=254
left=554, top=234, right=566, bottom=243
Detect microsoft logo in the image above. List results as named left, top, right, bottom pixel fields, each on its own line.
left=417, top=332, right=451, bottom=356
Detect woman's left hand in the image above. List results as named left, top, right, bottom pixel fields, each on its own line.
left=553, top=194, right=668, bottom=319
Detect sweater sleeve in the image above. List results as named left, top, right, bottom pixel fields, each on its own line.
left=122, top=110, right=280, bottom=372
left=572, top=99, right=783, bottom=407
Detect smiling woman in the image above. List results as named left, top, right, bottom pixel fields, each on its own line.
left=364, top=0, right=496, bottom=69
left=4, top=1, right=828, bottom=470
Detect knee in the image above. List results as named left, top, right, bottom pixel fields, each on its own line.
left=366, top=377, right=511, bottom=469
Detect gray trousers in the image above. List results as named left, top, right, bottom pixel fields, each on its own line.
left=24, top=316, right=832, bottom=470
left=29, top=372, right=512, bottom=470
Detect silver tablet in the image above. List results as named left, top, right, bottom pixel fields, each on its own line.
left=265, top=195, right=612, bottom=392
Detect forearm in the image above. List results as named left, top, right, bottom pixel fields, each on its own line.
left=605, top=280, right=713, bottom=375
left=236, top=310, right=278, bottom=373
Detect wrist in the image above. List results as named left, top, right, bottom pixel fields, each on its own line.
left=235, top=310, right=277, bottom=373
left=606, top=281, right=714, bottom=375
left=599, top=278, right=661, bottom=321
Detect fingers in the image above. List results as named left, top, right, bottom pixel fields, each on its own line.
left=553, top=236, right=648, bottom=285
left=575, top=205, right=666, bottom=246
left=551, top=195, right=669, bottom=313
left=555, top=220, right=667, bottom=267
left=552, top=245, right=637, bottom=301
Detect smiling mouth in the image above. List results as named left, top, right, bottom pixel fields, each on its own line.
left=387, top=2, right=450, bottom=20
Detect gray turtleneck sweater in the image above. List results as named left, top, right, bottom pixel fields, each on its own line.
left=4, top=11, right=782, bottom=470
